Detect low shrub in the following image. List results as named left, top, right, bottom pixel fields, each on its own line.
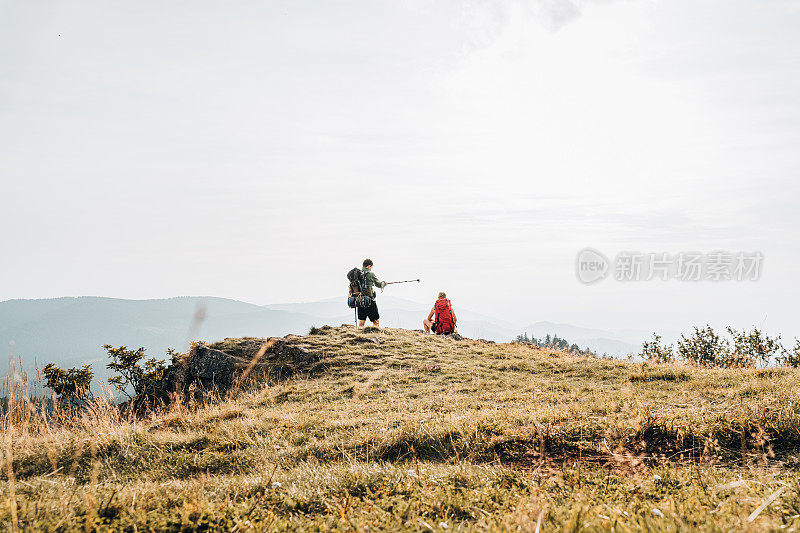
left=727, top=327, right=781, bottom=367
left=640, top=333, right=674, bottom=363
left=781, top=339, right=800, bottom=368
left=677, top=326, right=732, bottom=368
left=42, top=363, right=94, bottom=409
left=105, top=345, right=169, bottom=403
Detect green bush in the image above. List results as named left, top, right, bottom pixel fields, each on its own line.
left=641, top=333, right=674, bottom=363
left=781, top=339, right=800, bottom=368
left=42, top=363, right=94, bottom=409
left=104, top=345, right=168, bottom=402
left=727, top=327, right=782, bottom=367
left=677, top=326, right=732, bottom=367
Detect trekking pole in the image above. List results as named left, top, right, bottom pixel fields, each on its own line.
left=384, top=279, right=421, bottom=285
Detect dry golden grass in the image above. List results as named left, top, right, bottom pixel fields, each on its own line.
left=2, top=325, right=800, bottom=531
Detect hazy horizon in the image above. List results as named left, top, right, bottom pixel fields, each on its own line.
left=2, top=1, right=798, bottom=340
left=0, top=293, right=787, bottom=343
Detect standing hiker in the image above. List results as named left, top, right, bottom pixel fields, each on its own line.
left=423, top=292, right=458, bottom=335
left=358, top=258, right=386, bottom=328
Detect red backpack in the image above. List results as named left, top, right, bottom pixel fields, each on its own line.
left=434, top=298, right=455, bottom=334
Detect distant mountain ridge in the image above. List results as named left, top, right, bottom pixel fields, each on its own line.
left=1, top=296, right=661, bottom=382
left=1, top=296, right=323, bottom=381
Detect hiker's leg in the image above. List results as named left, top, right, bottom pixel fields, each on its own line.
left=357, top=305, right=368, bottom=327
left=423, top=319, right=433, bottom=334
left=366, top=302, right=380, bottom=328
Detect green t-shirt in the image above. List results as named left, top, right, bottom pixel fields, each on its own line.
left=362, top=269, right=386, bottom=294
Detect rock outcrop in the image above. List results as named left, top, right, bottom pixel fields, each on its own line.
left=161, top=336, right=318, bottom=399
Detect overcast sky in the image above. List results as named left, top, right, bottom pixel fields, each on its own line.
left=1, top=0, right=798, bottom=337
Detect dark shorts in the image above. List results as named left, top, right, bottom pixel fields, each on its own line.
left=357, top=300, right=380, bottom=322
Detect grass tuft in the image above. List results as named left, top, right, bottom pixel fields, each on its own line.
left=629, top=368, right=691, bottom=382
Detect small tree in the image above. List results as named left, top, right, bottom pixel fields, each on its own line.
left=42, top=363, right=94, bottom=408
left=105, top=345, right=168, bottom=402
left=641, top=333, right=674, bottom=363
left=677, top=325, right=730, bottom=367
left=727, top=327, right=782, bottom=368
left=780, top=339, right=800, bottom=368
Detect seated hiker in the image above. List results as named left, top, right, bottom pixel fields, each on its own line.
left=423, top=292, right=458, bottom=335
left=358, top=258, right=386, bottom=328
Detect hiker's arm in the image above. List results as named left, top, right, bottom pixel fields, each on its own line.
left=369, top=272, right=386, bottom=289
left=452, top=309, right=457, bottom=323
left=427, top=308, right=435, bottom=321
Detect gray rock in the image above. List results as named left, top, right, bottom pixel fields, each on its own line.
left=188, top=345, right=235, bottom=391
left=161, top=337, right=319, bottom=400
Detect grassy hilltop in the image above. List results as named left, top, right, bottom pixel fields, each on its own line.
left=3, top=326, right=800, bottom=531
